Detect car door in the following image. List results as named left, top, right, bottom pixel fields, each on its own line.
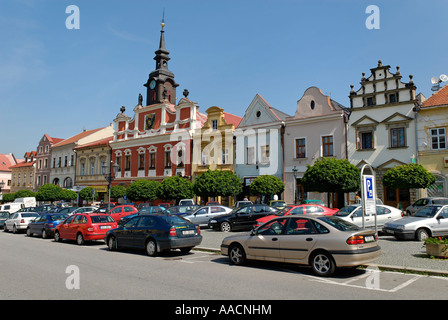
left=246, top=218, right=288, bottom=261
left=434, top=207, right=448, bottom=236
left=31, top=215, right=45, bottom=234
left=109, top=206, right=123, bottom=221
left=190, top=208, right=208, bottom=225
left=117, top=216, right=141, bottom=247
left=133, top=216, right=157, bottom=248
left=59, top=215, right=75, bottom=239
left=279, top=217, right=318, bottom=262
left=6, top=213, right=18, bottom=229
left=68, top=214, right=85, bottom=240
left=231, top=206, right=252, bottom=230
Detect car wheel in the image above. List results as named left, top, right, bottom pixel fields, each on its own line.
left=229, top=244, right=246, bottom=265
left=146, top=239, right=158, bottom=257
left=26, top=228, right=32, bottom=237
left=54, top=231, right=62, bottom=242
left=3, top=224, right=8, bottom=232
left=416, top=228, right=430, bottom=241
left=76, top=233, right=85, bottom=246
left=107, top=236, right=117, bottom=251
left=220, top=221, right=232, bottom=232
left=42, top=229, right=47, bottom=239
left=310, top=251, right=336, bottom=277
left=12, top=225, right=17, bottom=234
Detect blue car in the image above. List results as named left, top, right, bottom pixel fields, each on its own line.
left=105, top=214, right=202, bottom=256
left=26, top=213, right=69, bottom=238
left=118, top=206, right=165, bottom=225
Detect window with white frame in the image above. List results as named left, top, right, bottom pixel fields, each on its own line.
left=222, top=148, right=229, bottom=165
left=246, top=146, right=255, bottom=165
left=431, top=128, right=446, bottom=150
left=201, top=150, right=209, bottom=166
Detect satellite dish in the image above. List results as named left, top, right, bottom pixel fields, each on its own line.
left=440, top=74, right=448, bottom=82
left=431, top=77, right=439, bottom=84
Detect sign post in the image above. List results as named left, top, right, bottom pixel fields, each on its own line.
left=360, top=164, right=377, bottom=235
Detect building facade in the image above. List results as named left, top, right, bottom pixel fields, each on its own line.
left=284, top=87, right=350, bottom=207
left=417, top=84, right=448, bottom=197
left=35, top=134, right=63, bottom=190
left=235, top=94, right=290, bottom=202
left=10, top=152, right=36, bottom=193
left=348, top=60, right=419, bottom=209
left=110, top=22, right=207, bottom=187
left=0, top=153, right=18, bottom=194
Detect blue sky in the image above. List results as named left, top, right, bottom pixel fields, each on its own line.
left=1, top=0, right=447, bottom=158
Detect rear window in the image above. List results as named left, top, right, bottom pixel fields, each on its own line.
left=91, top=215, right=115, bottom=223
left=22, top=213, right=39, bottom=218
left=160, top=215, right=191, bottom=226
left=0, top=212, right=9, bottom=218
left=334, top=206, right=358, bottom=217
left=433, top=199, right=448, bottom=204
left=317, top=216, right=361, bottom=231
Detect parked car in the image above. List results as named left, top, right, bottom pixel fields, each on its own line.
left=205, top=201, right=220, bottom=206
left=158, top=203, right=171, bottom=209
left=179, top=199, right=195, bottom=206
left=26, top=213, right=69, bottom=238
left=57, top=206, right=77, bottom=215
left=269, top=200, right=287, bottom=210
left=137, top=202, right=153, bottom=210
left=301, top=199, right=325, bottom=206
left=254, top=204, right=338, bottom=228
left=0, top=202, right=24, bottom=214
left=405, top=197, right=448, bottom=216
left=221, top=215, right=381, bottom=277
left=35, top=204, right=58, bottom=213
left=383, top=205, right=448, bottom=241
left=163, top=205, right=201, bottom=216
left=54, top=213, right=117, bottom=245
left=108, top=205, right=138, bottom=222
left=0, top=211, right=10, bottom=228
left=118, top=206, right=166, bottom=225
left=234, top=200, right=253, bottom=208
left=183, top=205, right=233, bottom=227
left=333, top=204, right=403, bottom=230
left=208, top=204, right=278, bottom=232
left=70, top=206, right=98, bottom=215
left=104, top=214, right=202, bottom=256
left=4, top=212, right=39, bottom=234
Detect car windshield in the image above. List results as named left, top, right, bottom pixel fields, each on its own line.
left=0, top=212, right=9, bottom=218
left=415, top=206, right=441, bottom=218
left=317, top=216, right=361, bottom=231
left=160, top=215, right=191, bottom=226
left=333, top=206, right=358, bottom=217
left=50, top=214, right=68, bottom=221
left=91, top=215, right=115, bottom=223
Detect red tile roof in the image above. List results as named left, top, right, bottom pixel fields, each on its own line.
left=422, top=85, right=448, bottom=108
left=53, top=128, right=104, bottom=147
left=0, top=154, right=17, bottom=172
left=223, top=112, right=242, bottom=127
left=9, top=160, right=35, bottom=169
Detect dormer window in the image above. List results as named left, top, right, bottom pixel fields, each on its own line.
left=212, top=120, right=218, bottom=131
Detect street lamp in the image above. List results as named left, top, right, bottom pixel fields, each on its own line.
left=292, top=166, right=298, bottom=204
left=103, top=161, right=119, bottom=213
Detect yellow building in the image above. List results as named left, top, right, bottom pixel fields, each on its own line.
left=417, top=85, right=448, bottom=197
left=192, top=106, right=242, bottom=206
left=9, top=152, right=36, bottom=193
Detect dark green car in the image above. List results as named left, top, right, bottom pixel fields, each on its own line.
left=0, top=211, right=10, bottom=228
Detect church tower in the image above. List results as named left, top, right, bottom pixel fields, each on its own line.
left=144, top=20, right=179, bottom=106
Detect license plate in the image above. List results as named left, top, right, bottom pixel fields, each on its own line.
left=100, top=225, right=111, bottom=229
left=182, top=230, right=194, bottom=235
left=364, top=236, right=374, bottom=242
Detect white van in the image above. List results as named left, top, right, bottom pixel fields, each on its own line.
left=14, top=197, right=36, bottom=208
left=0, top=202, right=24, bottom=214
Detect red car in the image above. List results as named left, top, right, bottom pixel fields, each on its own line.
left=54, top=213, right=117, bottom=245
left=254, top=204, right=338, bottom=228
left=108, top=205, right=138, bottom=222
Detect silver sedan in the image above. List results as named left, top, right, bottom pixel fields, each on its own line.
left=221, top=215, right=381, bottom=277
left=183, top=205, right=232, bottom=227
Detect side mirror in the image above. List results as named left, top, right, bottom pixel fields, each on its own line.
left=436, top=215, right=445, bottom=220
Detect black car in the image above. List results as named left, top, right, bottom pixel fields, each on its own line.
left=104, top=214, right=202, bottom=256
left=26, top=213, right=69, bottom=238
left=208, top=204, right=278, bottom=232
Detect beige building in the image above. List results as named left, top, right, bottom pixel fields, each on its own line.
left=284, top=87, right=350, bottom=207
left=9, top=152, right=36, bottom=193
left=417, top=84, right=448, bottom=197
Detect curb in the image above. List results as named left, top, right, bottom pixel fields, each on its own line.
left=194, top=247, right=448, bottom=277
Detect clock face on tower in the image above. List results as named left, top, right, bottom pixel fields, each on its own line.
left=149, top=80, right=156, bottom=90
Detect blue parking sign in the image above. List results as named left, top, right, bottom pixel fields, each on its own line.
left=365, top=176, right=374, bottom=199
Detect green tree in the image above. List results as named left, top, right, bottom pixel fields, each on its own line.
left=36, top=184, right=62, bottom=202
left=126, top=180, right=160, bottom=202
left=193, top=170, right=243, bottom=200
left=158, top=176, right=194, bottom=204
left=58, top=189, right=77, bottom=202
left=249, top=175, right=285, bottom=200
left=301, top=158, right=360, bottom=193
left=110, top=185, right=126, bottom=200
left=14, top=190, right=35, bottom=199
left=79, top=187, right=98, bottom=201
left=383, top=163, right=435, bottom=189
left=1, top=192, right=15, bottom=203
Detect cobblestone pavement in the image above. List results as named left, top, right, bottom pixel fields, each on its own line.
left=198, top=229, right=448, bottom=275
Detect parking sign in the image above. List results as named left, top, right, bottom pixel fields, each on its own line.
left=363, top=175, right=376, bottom=215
